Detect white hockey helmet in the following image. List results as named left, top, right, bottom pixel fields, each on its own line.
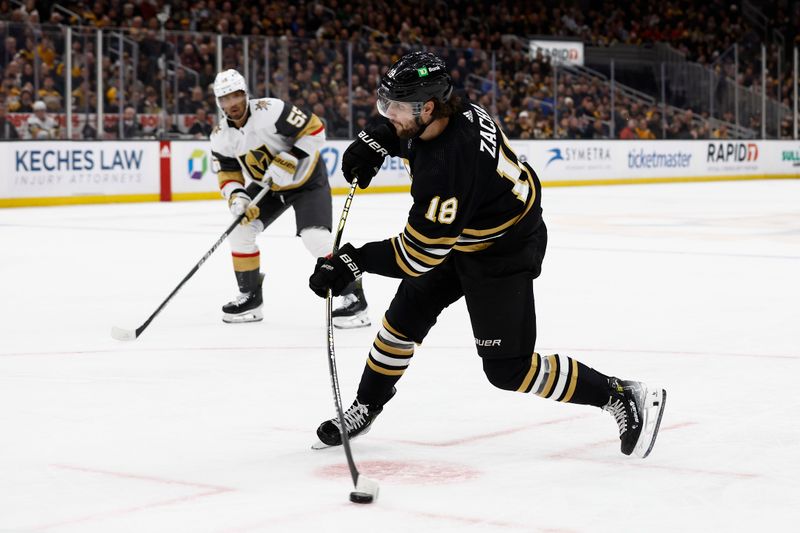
left=213, top=69, right=248, bottom=118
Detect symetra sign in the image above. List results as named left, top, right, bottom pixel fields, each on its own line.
left=545, top=146, right=611, bottom=168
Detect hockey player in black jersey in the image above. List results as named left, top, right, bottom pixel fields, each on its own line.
left=309, top=52, right=666, bottom=457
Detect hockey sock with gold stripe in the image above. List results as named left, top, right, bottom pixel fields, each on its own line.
left=356, top=317, right=414, bottom=406
left=232, top=252, right=261, bottom=292
left=515, top=353, right=610, bottom=407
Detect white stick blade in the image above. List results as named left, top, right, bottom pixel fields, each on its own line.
left=350, top=475, right=379, bottom=503
left=111, top=326, right=137, bottom=341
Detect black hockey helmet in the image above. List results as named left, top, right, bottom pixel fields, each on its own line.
left=377, top=51, right=453, bottom=118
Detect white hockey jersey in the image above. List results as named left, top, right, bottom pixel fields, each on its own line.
left=26, top=114, right=59, bottom=139
left=210, top=97, right=326, bottom=199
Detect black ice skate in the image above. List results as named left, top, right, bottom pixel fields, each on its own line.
left=603, top=377, right=666, bottom=458
left=222, top=274, right=264, bottom=323
left=332, top=287, right=371, bottom=329
left=312, top=388, right=396, bottom=449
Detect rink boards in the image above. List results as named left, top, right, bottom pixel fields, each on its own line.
left=1, top=139, right=798, bottom=207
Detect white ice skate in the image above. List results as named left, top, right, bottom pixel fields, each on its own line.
left=332, top=288, right=371, bottom=329
left=221, top=290, right=263, bottom=323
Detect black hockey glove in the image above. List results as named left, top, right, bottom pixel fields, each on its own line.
left=342, top=122, right=398, bottom=189
left=309, top=243, right=363, bottom=297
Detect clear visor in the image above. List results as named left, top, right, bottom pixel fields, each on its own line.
left=377, top=95, right=424, bottom=120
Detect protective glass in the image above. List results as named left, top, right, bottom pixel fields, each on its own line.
left=377, top=95, right=424, bottom=120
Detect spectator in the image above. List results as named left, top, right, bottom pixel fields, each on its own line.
left=587, top=119, right=609, bottom=139
left=141, top=86, right=161, bottom=115
left=16, top=88, right=34, bottom=112
left=504, top=109, right=521, bottom=138
left=646, top=112, right=663, bottom=139
left=312, top=102, right=329, bottom=130
left=82, top=120, right=98, bottom=139
left=181, top=85, right=207, bottom=114
left=121, top=105, right=142, bottom=138
left=0, top=102, right=20, bottom=139
left=329, top=102, right=351, bottom=139
left=188, top=107, right=212, bottom=138
left=38, top=76, right=62, bottom=111
left=619, top=119, right=637, bottom=140
left=157, top=112, right=184, bottom=139
left=634, top=118, right=656, bottom=139
left=26, top=100, right=59, bottom=139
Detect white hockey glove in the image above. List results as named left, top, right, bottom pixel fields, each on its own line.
left=228, top=190, right=260, bottom=225
left=265, top=151, right=299, bottom=189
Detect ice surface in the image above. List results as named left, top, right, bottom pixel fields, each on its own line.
left=1, top=181, right=798, bottom=532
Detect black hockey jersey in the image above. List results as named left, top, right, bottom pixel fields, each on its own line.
left=358, top=102, right=542, bottom=279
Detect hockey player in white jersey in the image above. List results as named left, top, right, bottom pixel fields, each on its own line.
left=210, top=69, right=369, bottom=327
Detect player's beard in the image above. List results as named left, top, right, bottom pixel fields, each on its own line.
left=394, top=122, right=419, bottom=139
left=226, top=105, right=245, bottom=121
left=392, top=117, right=427, bottom=139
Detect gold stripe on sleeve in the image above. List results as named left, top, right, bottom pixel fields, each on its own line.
left=391, top=237, right=422, bottom=277
left=218, top=170, right=245, bottom=188
left=453, top=242, right=493, bottom=252
left=405, top=223, right=458, bottom=246
left=296, top=114, right=324, bottom=138
left=399, top=234, right=447, bottom=266
left=461, top=173, right=536, bottom=237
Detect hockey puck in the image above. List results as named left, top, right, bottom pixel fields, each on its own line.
left=349, top=491, right=374, bottom=504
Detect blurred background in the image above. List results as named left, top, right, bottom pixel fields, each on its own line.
left=1, top=0, right=798, bottom=142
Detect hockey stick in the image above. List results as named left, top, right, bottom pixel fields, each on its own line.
left=111, top=184, right=271, bottom=341
left=325, top=179, right=380, bottom=504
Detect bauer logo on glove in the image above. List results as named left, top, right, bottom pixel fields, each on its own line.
left=341, top=120, right=400, bottom=189
left=309, top=244, right=363, bottom=297
left=266, top=151, right=299, bottom=189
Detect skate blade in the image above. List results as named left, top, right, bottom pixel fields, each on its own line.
left=222, top=309, right=263, bottom=324
left=332, top=311, right=371, bottom=329
left=634, top=386, right=667, bottom=458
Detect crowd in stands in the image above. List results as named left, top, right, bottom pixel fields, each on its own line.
left=1, top=0, right=797, bottom=140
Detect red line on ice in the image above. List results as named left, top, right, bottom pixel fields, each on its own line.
left=24, top=464, right=235, bottom=531
left=546, top=421, right=761, bottom=479
left=384, top=414, right=592, bottom=447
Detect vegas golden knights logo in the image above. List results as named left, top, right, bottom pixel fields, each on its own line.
left=239, top=144, right=274, bottom=180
